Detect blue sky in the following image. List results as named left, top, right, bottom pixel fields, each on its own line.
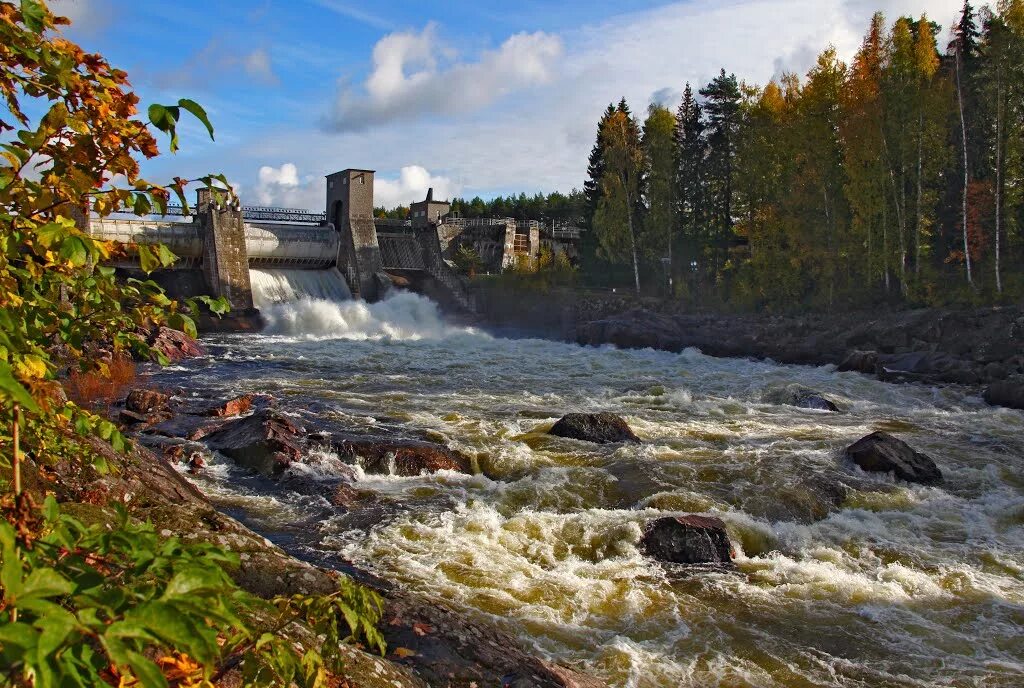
left=53, top=0, right=966, bottom=210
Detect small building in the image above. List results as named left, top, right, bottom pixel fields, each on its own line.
left=410, top=188, right=450, bottom=227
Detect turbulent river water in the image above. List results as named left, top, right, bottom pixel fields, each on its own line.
left=154, top=290, right=1024, bottom=688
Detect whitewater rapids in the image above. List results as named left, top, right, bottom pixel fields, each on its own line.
left=156, top=287, right=1024, bottom=687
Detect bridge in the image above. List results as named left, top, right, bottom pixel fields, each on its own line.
left=84, top=169, right=477, bottom=316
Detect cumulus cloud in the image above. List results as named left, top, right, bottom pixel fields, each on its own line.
left=324, top=23, right=563, bottom=132
left=374, top=166, right=460, bottom=209
left=250, top=163, right=458, bottom=212
left=253, top=163, right=324, bottom=209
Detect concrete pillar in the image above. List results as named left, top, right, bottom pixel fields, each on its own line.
left=197, top=188, right=254, bottom=311
left=501, top=221, right=517, bottom=270
left=528, top=224, right=541, bottom=267
left=325, top=169, right=385, bottom=301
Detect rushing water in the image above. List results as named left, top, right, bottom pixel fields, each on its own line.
left=155, top=292, right=1024, bottom=688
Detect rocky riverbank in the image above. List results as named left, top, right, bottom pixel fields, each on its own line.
left=26, top=332, right=610, bottom=688
left=472, top=284, right=1024, bottom=409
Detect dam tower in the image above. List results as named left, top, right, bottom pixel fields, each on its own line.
left=326, top=169, right=385, bottom=301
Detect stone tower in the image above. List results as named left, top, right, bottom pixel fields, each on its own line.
left=326, top=169, right=384, bottom=300
left=197, top=188, right=254, bottom=311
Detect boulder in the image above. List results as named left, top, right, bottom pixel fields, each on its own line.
left=148, top=326, right=206, bottom=362
left=793, top=393, right=840, bottom=412
left=333, top=437, right=471, bottom=477
left=876, top=351, right=979, bottom=384
left=837, top=350, right=878, bottom=374
left=549, top=413, right=640, bottom=444
left=204, top=394, right=254, bottom=417
left=639, top=515, right=733, bottom=566
left=203, top=409, right=305, bottom=477
left=844, top=431, right=942, bottom=485
left=983, top=378, right=1024, bottom=410
left=125, top=388, right=170, bottom=414
left=575, top=308, right=683, bottom=351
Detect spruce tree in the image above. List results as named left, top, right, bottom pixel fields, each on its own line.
left=584, top=103, right=617, bottom=227
left=674, top=83, right=706, bottom=275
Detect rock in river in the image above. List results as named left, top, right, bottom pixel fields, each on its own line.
left=333, top=437, right=472, bottom=476
left=640, top=515, right=734, bottom=566
left=844, top=431, right=943, bottom=485
left=203, top=409, right=304, bottom=477
left=549, top=412, right=640, bottom=444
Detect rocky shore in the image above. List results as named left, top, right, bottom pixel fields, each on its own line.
left=472, top=285, right=1024, bottom=409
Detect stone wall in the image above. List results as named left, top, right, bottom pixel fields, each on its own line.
left=197, top=189, right=254, bottom=311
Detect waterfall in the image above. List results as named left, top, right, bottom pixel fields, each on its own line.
left=248, top=267, right=475, bottom=341
left=249, top=268, right=352, bottom=307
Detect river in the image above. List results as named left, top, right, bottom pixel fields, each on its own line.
left=152, top=288, right=1024, bottom=687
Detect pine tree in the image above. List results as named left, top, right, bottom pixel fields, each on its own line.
left=700, top=69, right=742, bottom=241
left=584, top=103, right=617, bottom=227
left=674, top=83, right=706, bottom=279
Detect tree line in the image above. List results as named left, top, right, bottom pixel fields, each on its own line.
left=585, top=1, right=1024, bottom=309
left=375, top=189, right=587, bottom=223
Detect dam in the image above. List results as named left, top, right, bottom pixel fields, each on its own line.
left=86, top=169, right=478, bottom=319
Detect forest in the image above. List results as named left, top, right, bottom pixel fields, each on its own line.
left=583, top=1, right=1024, bottom=309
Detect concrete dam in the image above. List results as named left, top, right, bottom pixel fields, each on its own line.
left=86, top=169, right=477, bottom=320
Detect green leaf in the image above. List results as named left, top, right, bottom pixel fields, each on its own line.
left=133, top=193, right=152, bottom=216
left=22, top=568, right=75, bottom=600
left=126, top=652, right=169, bottom=688
left=177, top=99, right=215, bottom=141
left=137, top=244, right=159, bottom=274
left=58, top=236, right=88, bottom=266
left=168, top=313, right=197, bottom=340
left=0, top=360, right=39, bottom=411
left=20, top=0, right=46, bottom=33
left=155, top=243, right=177, bottom=268
left=147, top=104, right=181, bottom=153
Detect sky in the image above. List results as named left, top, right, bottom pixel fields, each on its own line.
left=51, top=0, right=968, bottom=211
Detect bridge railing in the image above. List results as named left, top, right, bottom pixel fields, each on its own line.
left=115, top=204, right=328, bottom=224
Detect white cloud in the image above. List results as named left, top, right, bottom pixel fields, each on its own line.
left=243, top=49, right=276, bottom=83
left=250, top=163, right=457, bottom=211
left=143, top=0, right=968, bottom=205
left=324, top=24, right=563, bottom=132
left=374, top=166, right=461, bottom=209
left=253, top=163, right=323, bottom=209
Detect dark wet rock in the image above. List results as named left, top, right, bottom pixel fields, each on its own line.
left=148, top=325, right=206, bottom=362
left=125, top=388, right=171, bottom=414
left=146, top=413, right=230, bottom=441
left=575, top=308, right=684, bottom=351
left=876, top=351, right=979, bottom=384
left=119, top=409, right=152, bottom=425
left=844, top=431, right=943, bottom=485
left=794, top=393, right=840, bottom=412
left=204, top=409, right=305, bottom=477
left=984, top=378, right=1024, bottom=410
left=333, top=437, right=472, bottom=476
left=383, top=594, right=608, bottom=688
left=640, top=515, right=733, bottom=566
left=549, top=413, right=640, bottom=444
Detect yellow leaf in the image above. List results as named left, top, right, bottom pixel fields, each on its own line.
left=392, top=647, right=417, bottom=659
left=15, top=355, right=48, bottom=380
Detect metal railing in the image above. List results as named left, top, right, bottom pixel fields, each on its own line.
left=133, top=204, right=327, bottom=224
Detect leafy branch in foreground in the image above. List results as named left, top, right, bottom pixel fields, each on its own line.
left=0, top=497, right=386, bottom=688
left=0, top=2, right=387, bottom=685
